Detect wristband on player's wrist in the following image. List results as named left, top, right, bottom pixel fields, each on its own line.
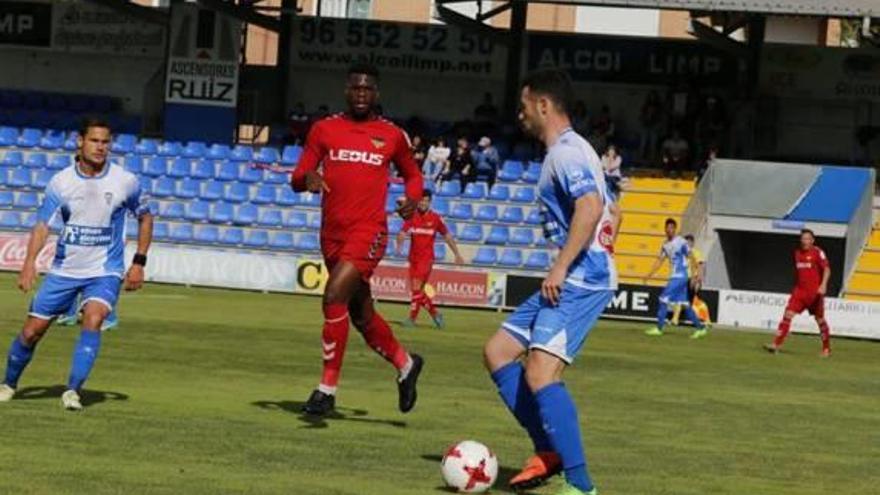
left=132, top=253, right=148, bottom=267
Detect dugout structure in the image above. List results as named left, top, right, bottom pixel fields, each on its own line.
left=683, top=160, right=876, bottom=297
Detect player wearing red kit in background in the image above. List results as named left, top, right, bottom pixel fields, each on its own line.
left=764, top=229, right=833, bottom=357
left=396, top=189, right=465, bottom=329
left=291, top=63, right=425, bottom=416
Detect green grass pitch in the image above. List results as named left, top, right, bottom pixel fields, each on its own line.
left=0, top=273, right=878, bottom=494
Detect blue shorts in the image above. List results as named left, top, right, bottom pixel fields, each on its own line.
left=29, top=274, right=122, bottom=320
left=660, top=277, right=690, bottom=305
left=502, top=284, right=613, bottom=364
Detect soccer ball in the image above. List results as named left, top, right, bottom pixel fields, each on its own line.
left=440, top=440, right=498, bottom=493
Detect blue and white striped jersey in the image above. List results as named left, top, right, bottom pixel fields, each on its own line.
left=661, top=236, right=690, bottom=280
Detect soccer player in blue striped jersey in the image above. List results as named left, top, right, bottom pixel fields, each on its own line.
left=0, top=118, right=154, bottom=411
left=644, top=218, right=707, bottom=339
left=483, top=70, right=616, bottom=495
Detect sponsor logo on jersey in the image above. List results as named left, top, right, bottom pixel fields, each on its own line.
left=104, top=192, right=114, bottom=206
left=796, top=262, right=813, bottom=269
left=63, top=225, right=112, bottom=247
left=329, top=148, right=384, bottom=166
left=598, top=220, right=614, bottom=254
left=370, top=137, right=386, bottom=149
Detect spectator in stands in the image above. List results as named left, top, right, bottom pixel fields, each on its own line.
left=602, top=144, right=622, bottom=180
left=639, top=91, right=664, bottom=164
left=286, top=102, right=310, bottom=145
left=662, top=129, right=690, bottom=177
left=695, top=145, right=718, bottom=184
left=572, top=100, right=590, bottom=137
left=439, top=137, right=473, bottom=188
left=695, top=95, right=728, bottom=160
left=423, top=137, right=450, bottom=182
left=411, top=134, right=427, bottom=165
left=474, top=92, right=499, bottom=123
left=469, top=136, right=500, bottom=188
left=590, top=104, right=615, bottom=153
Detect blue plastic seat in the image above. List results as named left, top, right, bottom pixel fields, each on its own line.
left=449, top=203, right=473, bottom=220
left=49, top=155, right=71, bottom=170
left=112, top=134, right=137, bottom=154
left=499, top=161, right=524, bottom=182
left=170, top=223, right=194, bottom=242
left=244, top=229, right=268, bottom=248
left=24, top=153, right=47, bottom=169
left=217, top=161, right=239, bottom=181
left=277, top=188, right=298, bottom=206
left=269, top=232, right=295, bottom=249
left=2, top=151, right=23, bottom=167
left=200, top=181, right=224, bottom=201
left=162, top=202, right=186, bottom=220
left=510, top=228, right=535, bottom=246
left=472, top=247, right=498, bottom=265
left=0, top=167, right=8, bottom=186
left=523, top=162, right=541, bottom=183
left=17, top=128, right=42, bottom=148
left=438, top=181, right=461, bottom=197
left=233, top=203, right=258, bottom=225
left=0, top=211, right=21, bottom=229
left=158, top=141, right=182, bottom=157
left=144, top=157, right=167, bottom=177
left=253, top=185, right=277, bottom=205
left=525, top=208, right=542, bottom=225
left=124, top=155, right=143, bottom=175
left=153, top=222, right=170, bottom=240
left=192, top=160, right=215, bottom=180
left=284, top=211, right=307, bottom=228
left=239, top=165, right=263, bottom=184
left=524, top=251, right=550, bottom=270
left=385, top=195, right=399, bottom=214
left=486, top=226, right=510, bottom=245
left=389, top=182, right=405, bottom=195
left=230, top=145, right=254, bottom=162
left=183, top=141, right=207, bottom=159
left=462, top=182, right=488, bottom=199
left=459, top=224, right=483, bottom=242
left=206, top=144, right=231, bottom=160
left=476, top=205, right=498, bottom=222
left=225, top=182, right=250, bottom=203
left=176, top=178, right=200, bottom=199
left=434, top=244, right=446, bottom=261
left=39, top=130, right=66, bottom=150
left=488, top=185, right=510, bottom=201
left=138, top=177, right=152, bottom=195
left=255, top=147, right=280, bottom=164
left=221, top=228, right=244, bottom=245
left=295, top=232, right=319, bottom=251
left=498, top=249, right=523, bottom=267
left=432, top=197, right=450, bottom=216
left=307, top=213, right=321, bottom=229
left=299, top=192, right=320, bottom=207
left=168, top=158, right=191, bottom=178
left=388, top=216, right=403, bottom=235
left=21, top=213, right=37, bottom=228
left=135, top=139, right=159, bottom=155
left=0, top=127, right=18, bottom=146
left=266, top=170, right=288, bottom=185
left=502, top=206, right=524, bottom=224
left=152, top=177, right=175, bottom=198
left=0, top=190, right=13, bottom=206
left=194, top=226, right=220, bottom=244
left=512, top=187, right=536, bottom=203
left=210, top=202, right=234, bottom=224
left=258, top=209, right=283, bottom=227
left=281, top=145, right=302, bottom=165
left=184, top=201, right=209, bottom=222
left=8, top=168, right=31, bottom=188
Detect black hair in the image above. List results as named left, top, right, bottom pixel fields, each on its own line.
left=79, top=116, right=111, bottom=137
left=684, top=234, right=695, bottom=242
left=422, top=189, right=433, bottom=199
left=520, top=69, right=575, bottom=116
left=665, top=218, right=678, bottom=228
left=348, top=62, right=379, bottom=80
left=801, top=228, right=815, bottom=237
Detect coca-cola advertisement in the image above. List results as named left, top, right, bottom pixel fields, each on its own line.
left=0, top=233, right=56, bottom=272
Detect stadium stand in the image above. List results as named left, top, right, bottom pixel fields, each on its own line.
left=847, top=209, right=880, bottom=302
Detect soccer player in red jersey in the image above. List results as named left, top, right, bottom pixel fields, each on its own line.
left=764, top=229, right=833, bottom=357
left=291, top=63, right=425, bottom=416
left=396, top=189, right=465, bottom=328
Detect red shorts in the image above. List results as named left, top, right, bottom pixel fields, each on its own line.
left=322, top=231, right=388, bottom=281
left=409, top=258, right=434, bottom=282
left=786, top=290, right=825, bottom=317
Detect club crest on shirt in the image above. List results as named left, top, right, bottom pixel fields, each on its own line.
left=370, top=137, right=386, bottom=149
left=104, top=192, right=114, bottom=206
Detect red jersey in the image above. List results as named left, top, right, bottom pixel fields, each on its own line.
left=291, top=114, right=423, bottom=241
left=403, top=210, right=448, bottom=263
left=793, top=246, right=829, bottom=292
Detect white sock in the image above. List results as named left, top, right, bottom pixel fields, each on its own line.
left=317, top=383, right=337, bottom=396
left=397, top=354, right=414, bottom=382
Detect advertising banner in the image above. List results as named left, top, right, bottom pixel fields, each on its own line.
left=718, top=289, right=880, bottom=340
left=761, top=44, right=880, bottom=102
left=51, top=0, right=165, bottom=57
left=0, top=1, right=51, bottom=47
left=0, top=232, right=55, bottom=272
left=291, top=16, right=506, bottom=80
left=528, top=32, right=739, bottom=85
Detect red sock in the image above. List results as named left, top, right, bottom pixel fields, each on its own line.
left=774, top=316, right=792, bottom=348
left=362, top=312, right=410, bottom=371
left=409, top=290, right=423, bottom=321
left=319, top=303, right=350, bottom=393
left=819, top=320, right=831, bottom=351
left=421, top=292, right=438, bottom=318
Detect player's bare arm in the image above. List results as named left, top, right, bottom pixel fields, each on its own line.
left=125, top=212, right=154, bottom=292
left=17, top=222, right=50, bottom=293
left=542, top=192, right=602, bottom=305
left=443, top=233, right=465, bottom=264
left=645, top=252, right=666, bottom=284
left=609, top=202, right=622, bottom=244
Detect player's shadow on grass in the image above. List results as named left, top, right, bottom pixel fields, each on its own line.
left=421, top=455, right=530, bottom=494
left=251, top=400, right=407, bottom=429
left=14, top=385, right=129, bottom=407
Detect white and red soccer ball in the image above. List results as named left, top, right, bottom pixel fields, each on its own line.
left=441, top=440, right=498, bottom=493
